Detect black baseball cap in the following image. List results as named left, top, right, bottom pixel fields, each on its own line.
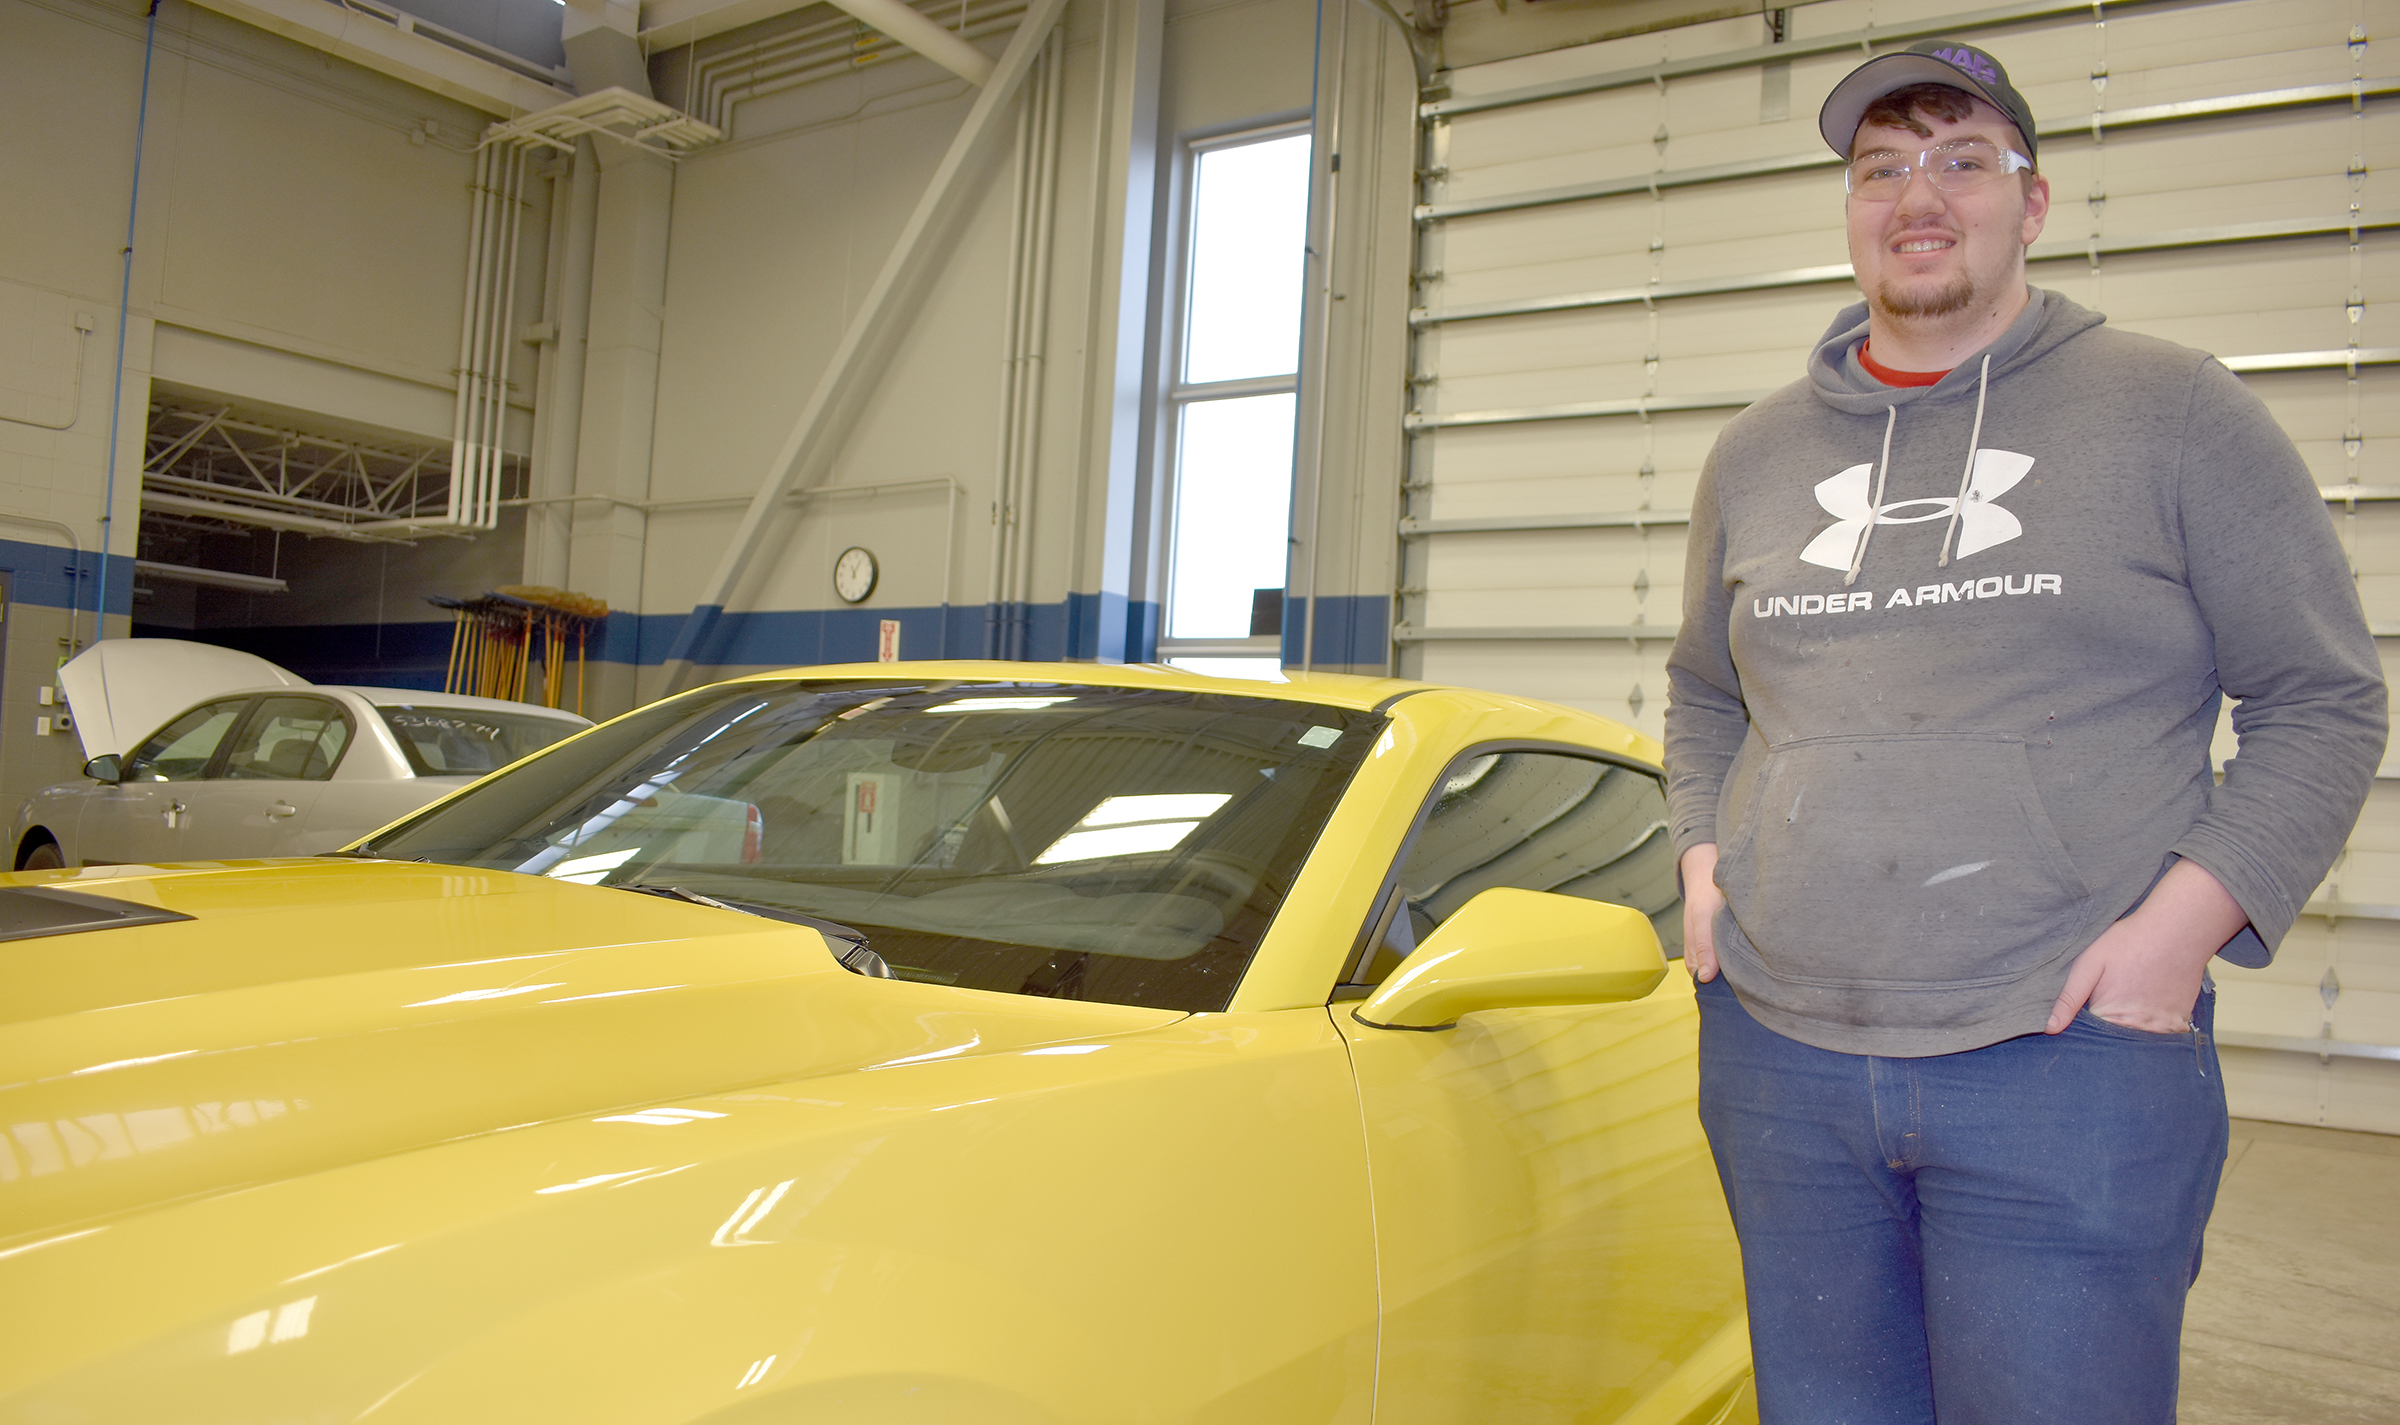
left=1819, top=39, right=2040, bottom=163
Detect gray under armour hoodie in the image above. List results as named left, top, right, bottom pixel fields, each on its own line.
left=1664, top=288, right=2387, bottom=1057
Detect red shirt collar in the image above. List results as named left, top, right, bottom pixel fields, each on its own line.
left=1859, top=339, right=1951, bottom=387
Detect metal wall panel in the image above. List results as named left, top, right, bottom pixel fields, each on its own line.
left=1399, top=0, right=2399, bottom=1127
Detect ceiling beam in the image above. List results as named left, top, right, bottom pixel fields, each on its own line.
left=185, top=0, right=574, bottom=116
left=640, top=0, right=995, bottom=85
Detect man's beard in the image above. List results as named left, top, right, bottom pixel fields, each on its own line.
left=1875, top=268, right=1977, bottom=320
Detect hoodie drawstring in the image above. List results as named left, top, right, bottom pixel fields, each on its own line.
left=1844, top=404, right=1899, bottom=587
left=1937, top=354, right=1994, bottom=567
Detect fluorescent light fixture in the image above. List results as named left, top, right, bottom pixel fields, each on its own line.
left=1078, top=793, right=1232, bottom=826
left=1036, top=822, right=1201, bottom=864
left=1034, top=790, right=1235, bottom=864
left=548, top=848, right=638, bottom=883
left=926, top=696, right=1076, bottom=713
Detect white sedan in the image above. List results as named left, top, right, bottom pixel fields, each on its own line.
left=10, top=640, right=589, bottom=869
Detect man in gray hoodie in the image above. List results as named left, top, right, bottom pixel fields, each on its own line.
left=1664, top=39, right=2385, bottom=1425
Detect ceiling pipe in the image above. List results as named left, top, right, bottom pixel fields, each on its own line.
left=133, top=560, right=289, bottom=594
left=821, top=0, right=995, bottom=85
left=640, top=0, right=994, bottom=86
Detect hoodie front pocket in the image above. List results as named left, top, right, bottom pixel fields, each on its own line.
left=1715, top=733, right=2094, bottom=990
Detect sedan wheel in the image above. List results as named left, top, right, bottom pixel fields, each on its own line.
left=17, top=839, right=65, bottom=871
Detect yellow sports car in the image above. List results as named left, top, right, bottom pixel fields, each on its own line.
left=0, top=662, right=1751, bottom=1424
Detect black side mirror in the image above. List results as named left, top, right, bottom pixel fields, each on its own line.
left=82, top=755, right=121, bottom=783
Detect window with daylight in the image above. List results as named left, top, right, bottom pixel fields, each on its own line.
left=1159, top=128, right=1311, bottom=683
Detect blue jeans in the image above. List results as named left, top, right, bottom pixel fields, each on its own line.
left=1695, top=975, right=2227, bottom=1425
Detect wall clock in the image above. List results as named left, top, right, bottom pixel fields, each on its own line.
left=834, top=546, right=879, bottom=604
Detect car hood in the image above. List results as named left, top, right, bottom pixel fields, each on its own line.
left=57, top=639, right=310, bottom=759
left=0, top=860, right=1181, bottom=1247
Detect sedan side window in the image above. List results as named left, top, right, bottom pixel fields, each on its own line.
left=221, top=697, right=354, bottom=781
left=121, top=699, right=252, bottom=783
left=1344, top=749, right=1682, bottom=989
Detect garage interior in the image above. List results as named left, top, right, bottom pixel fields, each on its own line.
left=1, top=0, right=2392, bottom=1413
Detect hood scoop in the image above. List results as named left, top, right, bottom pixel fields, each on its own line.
left=0, top=886, right=194, bottom=942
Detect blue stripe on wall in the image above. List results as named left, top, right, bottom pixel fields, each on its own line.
left=1281, top=595, right=1393, bottom=667
left=0, top=535, right=127, bottom=616
left=645, top=594, right=1164, bottom=669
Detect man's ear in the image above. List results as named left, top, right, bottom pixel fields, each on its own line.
left=2020, top=171, right=2052, bottom=247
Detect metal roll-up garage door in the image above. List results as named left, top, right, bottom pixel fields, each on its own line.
left=1398, top=0, right=2398, bottom=1129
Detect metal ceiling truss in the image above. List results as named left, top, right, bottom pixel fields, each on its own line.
left=139, top=405, right=499, bottom=544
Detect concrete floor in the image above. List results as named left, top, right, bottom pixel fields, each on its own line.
left=2182, top=1119, right=2400, bottom=1423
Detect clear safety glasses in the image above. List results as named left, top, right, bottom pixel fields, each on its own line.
left=1845, top=139, right=2034, bottom=200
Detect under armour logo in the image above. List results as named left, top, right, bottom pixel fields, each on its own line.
left=1929, top=45, right=2000, bottom=85
left=1798, top=449, right=2036, bottom=570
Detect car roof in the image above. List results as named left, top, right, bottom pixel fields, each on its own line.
left=719, top=660, right=1435, bottom=713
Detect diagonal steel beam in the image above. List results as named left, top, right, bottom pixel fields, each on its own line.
left=657, top=0, right=1068, bottom=692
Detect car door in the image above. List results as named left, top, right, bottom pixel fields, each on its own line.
left=83, top=697, right=254, bottom=864
left=169, top=695, right=356, bottom=859
left=1333, top=747, right=1749, bottom=1423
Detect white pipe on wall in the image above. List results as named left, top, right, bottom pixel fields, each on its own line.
left=985, top=27, right=1059, bottom=658
left=488, top=145, right=526, bottom=527
left=450, top=140, right=528, bottom=532
left=530, top=138, right=599, bottom=582
left=449, top=142, right=493, bottom=520
left=1012, top=28, right=1061, bottom=649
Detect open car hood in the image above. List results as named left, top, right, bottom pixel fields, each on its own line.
left=0, top=860, right=1180, bottom=1247
left=56, top=639, right=310, bottom=759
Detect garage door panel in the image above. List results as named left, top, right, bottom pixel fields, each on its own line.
left=2065, top=241, right=2383, bottom=334
left=1429, top=308, right=1647, bottom=382
left=1433, top=361, right=1655, bottom=414
left=1440, top=95, right=1667, bottom=205
left=1413, top=414, right=1722, bottom=489
left=1663, top=232, right=1853, bottom=289
left=2240, top=368, right=2399, bottom=437
left=1657, top=170, right=1846, bottom=253
left=2302, top=437, right=2400, bottom=488
left=1418, top=641, right=1667, bottom=742
left=2345, top=779, right=2400, bottom=850
left=1432, top=204, right=1670, bottom=306
left=1425, top=528, right=1680, bottom=594
left=1425, top=469, right=1705, bottom=525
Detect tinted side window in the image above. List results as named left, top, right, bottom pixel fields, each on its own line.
left=1347, top=749, right=1682, bottom=988
left=222, top=697, right=354, bottom=781
left=122, top=699, right=251, bottom=783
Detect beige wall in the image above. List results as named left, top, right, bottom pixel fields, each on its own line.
left=0, top=0, right=543, bottom=813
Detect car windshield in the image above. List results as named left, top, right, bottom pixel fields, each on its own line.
left=360, top=680, right=1385, bottom=1011
left=376, top=704, right=586, bottom=777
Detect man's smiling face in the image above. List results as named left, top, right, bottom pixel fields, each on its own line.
left=1846, top=99, right=2049, bottom=331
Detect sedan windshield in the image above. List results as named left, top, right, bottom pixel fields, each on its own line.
left=361, top=680, right=1385, bottom=1011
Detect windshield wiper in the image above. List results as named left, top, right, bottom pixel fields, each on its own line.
left=619, top=884, right=893, bottom=979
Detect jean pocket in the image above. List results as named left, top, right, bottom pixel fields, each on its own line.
left=1715, top=732, right=2095, bottom=991
left=2074, top=1007, right=2197, bottom=1042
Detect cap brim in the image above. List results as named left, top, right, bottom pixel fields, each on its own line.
left=1818, top=52, right=2014, bottom=157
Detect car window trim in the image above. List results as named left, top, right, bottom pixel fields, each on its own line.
left=1330, top=739, right=1668, bottom=996
left=125, top=695, right=258, bottom=782
left=217, top=694, right=356, bottom=782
